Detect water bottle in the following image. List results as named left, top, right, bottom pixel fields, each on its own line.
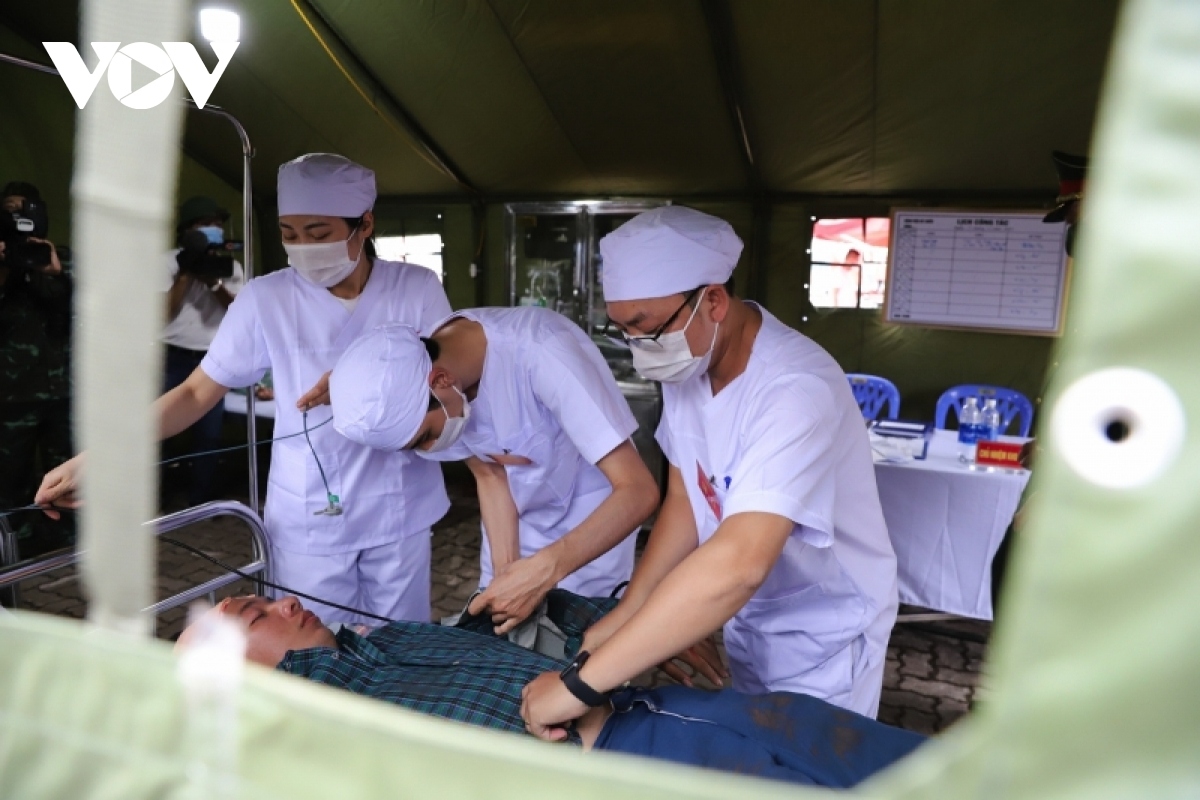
left=981, top=399, right=1002, bottom=441
left=957, top=397, right=984, bottom=460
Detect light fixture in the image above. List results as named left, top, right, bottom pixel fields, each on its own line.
left=200, top=8, right=241, bottom=42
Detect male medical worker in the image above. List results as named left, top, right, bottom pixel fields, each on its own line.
left=522, top=206, right=898, bottom=735
left=327, top=310, right=659, bottom=631
left=36, top=154, right=451, bottom=624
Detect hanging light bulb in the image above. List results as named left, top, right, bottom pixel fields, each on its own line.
left=199, top=8, right=241, bottom=42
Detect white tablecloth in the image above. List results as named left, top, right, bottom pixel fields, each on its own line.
left=223, top=391, right=276, bottom=419
left=873, top=429, right=1031, bottom=620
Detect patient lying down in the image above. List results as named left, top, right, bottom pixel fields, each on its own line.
left=177, top=594, right=924, bottom=788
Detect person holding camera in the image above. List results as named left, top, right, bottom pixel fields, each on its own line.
left=0, top=181, right=74, bottom=560
left=162, top=196, right=245, bottom=505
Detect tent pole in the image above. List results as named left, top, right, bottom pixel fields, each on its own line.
left=185, top=102, right=260, bottom=515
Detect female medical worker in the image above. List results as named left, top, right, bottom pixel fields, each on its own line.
left=521, top=206, right=898, bottom=736
left=325, top=309, right=660, bottom=632
left=36, top=153, right=452, bottom=624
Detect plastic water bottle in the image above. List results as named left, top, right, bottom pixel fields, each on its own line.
left=981, top=399, right=1002, bottom=441
left=957, top=397, right=985, bottom=460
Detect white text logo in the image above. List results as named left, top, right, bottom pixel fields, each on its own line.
left=43, top=42, right=239, bottom=110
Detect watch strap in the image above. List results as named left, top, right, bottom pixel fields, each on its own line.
left=560, top=651, right=608, bottom=707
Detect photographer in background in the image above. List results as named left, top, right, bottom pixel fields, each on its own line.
left=0, top=181, right=74, bottom=560
left=162, top=196, right=245, bottom=505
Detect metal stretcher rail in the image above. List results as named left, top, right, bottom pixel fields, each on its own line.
left=0, top=501, right=271, bottom=617
left=0, top=515, right=18, bottom=607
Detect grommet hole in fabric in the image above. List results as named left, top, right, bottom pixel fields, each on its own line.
left=1103, top=417, right=1132, bottom=444
left=1051, top=367, right=1185, bottom=490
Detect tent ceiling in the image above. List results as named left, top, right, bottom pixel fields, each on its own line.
left=2, top=0, right=1119, bottom=200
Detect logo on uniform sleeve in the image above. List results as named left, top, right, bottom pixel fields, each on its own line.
left=696, top=461, right=723, bottom=522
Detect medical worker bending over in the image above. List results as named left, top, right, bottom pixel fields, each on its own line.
left=523, top=206, right=897, bottom=734
left=36, top=154, right=451, bottom=624
left=327, top=310, right=659, bottom=631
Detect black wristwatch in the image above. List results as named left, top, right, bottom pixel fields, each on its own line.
left=559, top=650, right=608, bottom=707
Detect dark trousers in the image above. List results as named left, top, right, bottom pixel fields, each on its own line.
left=0, top=399, right=76, bottom=560
left=596, top=686, right=926, bottom=788
left=162, top=344, right=225, bottom=505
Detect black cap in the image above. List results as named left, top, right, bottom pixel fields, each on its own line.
left=2, top=181, right=41, bottom=202
left=178, top=196, right=230, bottom=228
left=1043, top=151, right=1089, bottom=223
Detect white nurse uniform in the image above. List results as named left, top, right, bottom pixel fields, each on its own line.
left=657, top=305, right=898, bottom=716
left=201, top=260, right=451, bottom=623
left=433, top=307, right=641, bottom=598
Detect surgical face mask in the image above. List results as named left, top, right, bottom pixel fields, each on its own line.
left=284, top=226, right=364, bottom=288
left=628, top=291, right=719, bottom=383
left=196, top=225, right=224, bottom=245
left=417, top=386, right=471, bottom=457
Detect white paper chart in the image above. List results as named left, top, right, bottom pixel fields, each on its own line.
left=884, top=210, right=1070, bottom=335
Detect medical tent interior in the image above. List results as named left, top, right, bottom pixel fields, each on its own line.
left=2, top=0, right=1200, bottom=796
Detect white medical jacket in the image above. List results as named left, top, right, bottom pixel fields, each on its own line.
left=656, top=305, right=898, bottom=713
left=201, top=261, right=452, bottom=555
left=435, top=307, right=640, bottom=597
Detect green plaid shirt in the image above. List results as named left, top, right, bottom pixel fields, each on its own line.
left=278, top=591, right=616, bottom=737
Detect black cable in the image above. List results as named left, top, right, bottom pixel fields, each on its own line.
left=159, top=415, right=332, bottom=467
left=159, top=535, right=394, bottom=624
left=0, top=503, right=48, bottom=519
left=0, top=416, right=337, bottom=519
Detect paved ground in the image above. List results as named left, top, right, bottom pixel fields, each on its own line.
left=6, top=475, right=990, bottom=736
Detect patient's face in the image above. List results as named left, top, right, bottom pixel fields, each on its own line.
left=213, top=595, right=337, bottom=667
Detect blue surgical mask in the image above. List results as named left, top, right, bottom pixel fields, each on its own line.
left=197, top=225, right=225, bottom=245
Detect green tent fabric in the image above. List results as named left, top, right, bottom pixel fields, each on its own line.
left=4, top=0, right=1200, bottom=796
left=0, top=1, right=1123, bottom=417
left=1, top=0, right=1119, bottom=198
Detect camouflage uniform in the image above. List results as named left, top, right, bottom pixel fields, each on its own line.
left=0, top=264, right=75, bottom=559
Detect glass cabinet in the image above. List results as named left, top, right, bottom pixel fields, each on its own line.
left=506, top=201, right=667, bottom=336
left=505, top=201, right=670, bottom=498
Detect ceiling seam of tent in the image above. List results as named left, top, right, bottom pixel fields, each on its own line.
left=363, top=189, right=1056, bottom=207
left=869, top=0, right=880, bottom=193
left=479, top=0, right=595, bottom=181
left=289, top=0, right=479, bottom=197
left=699, top=0, right=768, bottom=301
left=699, top=0, right=759, bottom=191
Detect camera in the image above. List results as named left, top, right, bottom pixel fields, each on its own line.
left=175, top=228, right=244, bottom=280
left=0, top=197, right=52, bottom=272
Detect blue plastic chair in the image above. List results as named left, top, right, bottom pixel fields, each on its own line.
left=935, top=385, right=1034, bottom=437
left=847, top=374, right=901, bottom=421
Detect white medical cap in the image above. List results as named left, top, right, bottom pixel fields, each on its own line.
left=277, top=153, right=376, bottom=217
left=331, top=324, right=432, bottom=451
left=600, top=206, right=743, bottom=302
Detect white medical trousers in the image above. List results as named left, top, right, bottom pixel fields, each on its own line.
left=267, top=530, right=433, bottom=625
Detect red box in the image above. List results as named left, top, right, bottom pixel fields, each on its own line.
left=975, top=440, right=1033, bottom=469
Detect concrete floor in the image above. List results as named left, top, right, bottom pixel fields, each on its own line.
left=8, top=479, right=991, bottom=737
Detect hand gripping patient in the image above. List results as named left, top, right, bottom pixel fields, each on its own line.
left=177, top=593, right=925, bottom=788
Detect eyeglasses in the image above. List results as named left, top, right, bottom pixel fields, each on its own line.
left=604, top=287, right=703, bottom=344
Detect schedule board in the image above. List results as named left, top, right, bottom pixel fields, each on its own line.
left=884, top=210, right=1071, bottom=336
